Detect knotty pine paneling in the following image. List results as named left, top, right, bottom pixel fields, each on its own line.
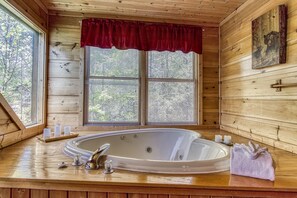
left=202, top=27, right=220, bottom=126
left=220, top=0, right=297, bottom=153
left=12, top=188, right=30, bottom=198
left=47, top=15, right=220, bottom=129
left=4, top=0, right=48, bottom=31
left=31, top=189, right=48, bottom=198
left=45, top=0, right=248, bottom=27
left=1, top=188, right=297, bottom=198
left=88, top=192, right=107, bottom=198
left=0, top=188, right=10, bottom=198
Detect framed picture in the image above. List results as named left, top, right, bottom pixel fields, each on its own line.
left=252, top=5, right=287, bottom=69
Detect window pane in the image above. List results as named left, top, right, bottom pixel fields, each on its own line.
left=148, top=51, right=193, bottom=79
left=88, top=79, right=139, bottom=122
left=0, top=7, right=39, bottom=126
left=89, top=47, right=139, bottom=77
left=148, top=82, right=195, bottom=123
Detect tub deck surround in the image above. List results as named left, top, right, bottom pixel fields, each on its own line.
left=1, top=130, right=297, bottom=197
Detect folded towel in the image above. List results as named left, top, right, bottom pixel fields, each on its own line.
left=230, top=141, right=275, bottom=181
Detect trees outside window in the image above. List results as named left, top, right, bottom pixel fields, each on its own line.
left=85, top=47, right=197, bottom=125
left=148, top=51, right=195, bottom=123
left=0, top=6, right=44, bottom=126
left=86, top=47, right=139, bottom=124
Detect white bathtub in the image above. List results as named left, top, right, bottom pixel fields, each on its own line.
left=64, top=128, right=230, bottom=174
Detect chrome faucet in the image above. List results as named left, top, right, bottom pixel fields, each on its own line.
left=85, top=143, right=110, bottom=170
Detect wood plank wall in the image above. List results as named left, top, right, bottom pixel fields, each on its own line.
left=47, top=15, right=219, bottom=129
left=220, top=0, right=297, bottom=153
left=1, top=187, right=297, bottom=198
left=4, top=0, right=48, bottom=32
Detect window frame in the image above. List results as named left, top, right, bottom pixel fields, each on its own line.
left=84, top=48, right=199, bottom=126
left=0, top=4, right=46, bottom=127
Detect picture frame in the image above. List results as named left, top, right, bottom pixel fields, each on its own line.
left=252, top=5, right=287, bottom=69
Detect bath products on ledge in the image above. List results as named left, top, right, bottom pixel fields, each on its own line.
left=230, top=141, right=275, bottom=181
left=39, top=124, right=78, bottom=143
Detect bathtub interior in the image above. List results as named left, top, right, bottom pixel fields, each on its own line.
left=187, top=139, right=228, bottom=160
left=77, top=130, right=199, bottom=161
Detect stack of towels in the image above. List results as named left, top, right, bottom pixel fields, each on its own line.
left=230, top=141, right=275, bottom=181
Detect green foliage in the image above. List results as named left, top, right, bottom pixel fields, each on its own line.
left=88, top=47, right=195, bottom=124
left=0, top=7, right=36, bottom=125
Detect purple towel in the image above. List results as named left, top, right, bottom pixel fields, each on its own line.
left=230, top=141, right=275, bottom=181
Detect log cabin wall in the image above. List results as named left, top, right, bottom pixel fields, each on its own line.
left=220, top=0, right=297, bottom=153
left=47, top=15, right=219, bottom=129
left=3, top=0, right=48, bottom=32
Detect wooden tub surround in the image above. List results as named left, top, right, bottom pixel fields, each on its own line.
left=1, top=130, right=297, bottom=198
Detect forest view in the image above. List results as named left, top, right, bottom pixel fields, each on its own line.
left=148, top=51, right=195, bottom=123
left=87, top=47, right=195, bottom=124
left=0, top=7, right=38, bottom=125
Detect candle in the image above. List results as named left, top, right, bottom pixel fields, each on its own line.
left=43, top=128, right=51, bottom=139
left=215, top=135, right=222, bottom=143
left=64, top=125, right=71, bottom=135
left=224, top=135, right=232, bottom=145
left=54, top=124, right=61, bottom=137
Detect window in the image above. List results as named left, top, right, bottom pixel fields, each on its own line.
left=147, top=51, right=196, bottom=123
left=86, top=47, right=139, bottom=124
left=0, top=6, right=44, bottom=126
left=85, top=47, right=197, bottom=125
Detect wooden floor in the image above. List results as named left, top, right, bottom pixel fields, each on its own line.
left=1, top=129, right=297, bottom=197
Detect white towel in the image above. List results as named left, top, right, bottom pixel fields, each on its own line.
left=230, top=141, right=275, bottom=181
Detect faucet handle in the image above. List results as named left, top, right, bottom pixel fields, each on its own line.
left=103, top=159, right=114, bottom=174
left=72, top=154, right=83, bottom=166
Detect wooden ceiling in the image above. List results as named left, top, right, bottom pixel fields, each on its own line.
left=45, top=0, right=248, bottom=26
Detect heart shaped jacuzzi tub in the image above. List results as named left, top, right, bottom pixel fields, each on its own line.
left=64, top=128, right=230, bottom=174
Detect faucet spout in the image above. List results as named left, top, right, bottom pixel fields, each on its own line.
left=85, top=143, right=110, bottom=170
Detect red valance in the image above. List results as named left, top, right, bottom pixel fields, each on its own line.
left=81, top=18, right=202, bottom=54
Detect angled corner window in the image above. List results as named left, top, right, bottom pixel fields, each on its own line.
left=85, top=47, right=198, bottom=125
left=0, top=5, right=45, bottom=126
